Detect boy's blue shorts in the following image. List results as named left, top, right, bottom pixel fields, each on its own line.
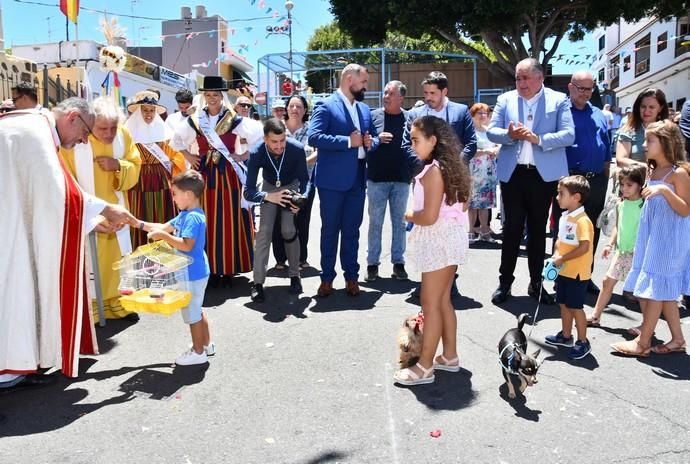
left=181, top=277, right=209, bottom=324
left=555, top=275, right=589, bottom=310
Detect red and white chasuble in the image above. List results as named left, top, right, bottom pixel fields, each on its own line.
left=0, top=110, right=104, bottom=378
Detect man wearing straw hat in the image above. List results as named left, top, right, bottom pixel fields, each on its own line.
left=172, top=76, right=263, bottom=288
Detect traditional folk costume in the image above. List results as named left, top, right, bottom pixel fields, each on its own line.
left=124, top=91, right=186, bottom=250
left=0, top=110, right=105, bottom=379
left=61, top=125, right=142, bottom=320
left=173, top=76, right=263, bottom=278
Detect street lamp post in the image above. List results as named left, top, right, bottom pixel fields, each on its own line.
left=265, top=1, right=296, bottom=96
left=285, top=0, right=294, bottom=85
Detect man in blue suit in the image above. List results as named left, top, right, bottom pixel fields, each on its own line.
left=488, top=58, right=575, bottom=305
left=402, top=71, right=477, bottom=163
left=308, top=64, right=379, bottom=297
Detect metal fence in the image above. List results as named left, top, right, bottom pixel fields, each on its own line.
left=0, top=65, right=78, bottom=107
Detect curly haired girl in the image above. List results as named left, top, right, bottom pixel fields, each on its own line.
left=394, top=116, right=472, bottom=386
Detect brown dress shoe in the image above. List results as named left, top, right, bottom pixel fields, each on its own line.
left=346, top=280, right=360, bottom=297
left=317, top=281, right=333, bottom=297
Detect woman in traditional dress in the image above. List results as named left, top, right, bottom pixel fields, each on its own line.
left=173, top=76, right=263, bottom=287
left=125, top=90, right=186, bottom=249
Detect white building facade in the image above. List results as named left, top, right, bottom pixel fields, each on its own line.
left=593, top=16, right=690, bottom=112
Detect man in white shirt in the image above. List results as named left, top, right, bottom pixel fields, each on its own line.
left=488, top=58, right=575, bottom=305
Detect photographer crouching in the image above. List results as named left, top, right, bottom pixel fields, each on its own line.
left=245, top=118, right=309, bottom=302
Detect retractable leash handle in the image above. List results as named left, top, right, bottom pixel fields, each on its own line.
left=542, top=258, right=562, bottom=282
left=528, top=259, right=563, bottom=339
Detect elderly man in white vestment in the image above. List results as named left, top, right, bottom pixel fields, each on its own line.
left=0, top=98, right=137, bottom=394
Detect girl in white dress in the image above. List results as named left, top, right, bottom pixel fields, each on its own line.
left=394, top=116, right=471, bottom=386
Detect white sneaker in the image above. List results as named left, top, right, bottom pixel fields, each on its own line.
left=188, top=342, right=216, bottom=357
left=175, top=348, right=208, bottom=366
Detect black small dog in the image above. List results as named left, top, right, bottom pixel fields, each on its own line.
left=498, top=313, right=541, bottom=399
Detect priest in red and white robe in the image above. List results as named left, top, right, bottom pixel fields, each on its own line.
left=0, top=99, right=136, bottom=391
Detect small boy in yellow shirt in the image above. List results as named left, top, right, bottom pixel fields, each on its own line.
left=545, top=175, right=594, bottom=360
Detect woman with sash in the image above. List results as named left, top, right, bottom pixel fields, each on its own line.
left=125, top=90, right=187, bottom=249
left=173, top=76, right=263, bottom=287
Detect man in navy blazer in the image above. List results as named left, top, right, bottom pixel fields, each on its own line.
left=488, top=58, right=575, bottom=305
left=307, top=64, right=379, bottom=297
left=402, top=70, right=477, bottom=298
left=402, top=71, right=477, bottom=163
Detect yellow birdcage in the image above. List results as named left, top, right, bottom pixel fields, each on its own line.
left=112, top=241, right=193, bottom=315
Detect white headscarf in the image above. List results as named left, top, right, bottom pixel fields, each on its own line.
left=124, top=107, right=174, bottom=143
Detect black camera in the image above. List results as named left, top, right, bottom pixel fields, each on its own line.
left=284, top=189, right=307, bottom=209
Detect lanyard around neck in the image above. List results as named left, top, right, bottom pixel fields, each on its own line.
left=265, top=145, right=286, bottom=187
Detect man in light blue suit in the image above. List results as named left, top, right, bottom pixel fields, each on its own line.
left=488, top=58, right=575, bottom=305
left=308, top=64, right=379, bottom=298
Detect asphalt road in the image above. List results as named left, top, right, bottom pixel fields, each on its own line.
left=1, top=193, right=689, bottom=464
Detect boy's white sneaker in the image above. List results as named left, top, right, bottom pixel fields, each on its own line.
left=175, top=348, right=208, bottom=366
left=188, top=342, right=216, bottom=357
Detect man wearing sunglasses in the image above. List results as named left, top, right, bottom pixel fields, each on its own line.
left=561, top=71, right=611, bottom=294
left=11, top=81, right=40, bottom=111
left=0, top=97, right=137, bottom=393
left=235, top=96, right=253, bottom=118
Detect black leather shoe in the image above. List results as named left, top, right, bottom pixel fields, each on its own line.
left=491, top=285, right=511, bottom=304
left=392, top=263, right=408, bottom=280
left=289, top=276, right=302, bottom=295
left=123, top=312, right=140, bottom=322
left=528, top=283, right=555, bottom=305
left=251, top=284, right=265, bottom=303
left=0, top=374, right=57, bottom=394
left=587, top=281, right=600, bottom=295
left=365, top=265, right=378, bottom=282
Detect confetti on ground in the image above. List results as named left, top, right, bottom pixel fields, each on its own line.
left=265, top=342, right=274, bottom=348
left=265, top=437, right=275, bottom=444
left=430, top=429, right=442, bottom=438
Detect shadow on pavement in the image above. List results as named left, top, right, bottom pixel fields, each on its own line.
left=493, top=295, right=561, bottom=322
left=542, top=351, right=600, bottom=371
left=403, top=293, right=483, bottom=311
left=95, top=318, right=140, bottom=354
left=0, top=358, right=203, bottom=437
left=359, top=277, right=417, bottom=295
left=245, top=293, right=312, bottom=322
left=309, top=289, right=382, bottom=313
left=203, top=275, right=251, bottom=307
left=397, top=368, right=477, bottom=411
left=297, top=450, right=351, bottom=464
left=642, top=353, right=690, bottom=380
left=498, top=384, right=542, bottom=422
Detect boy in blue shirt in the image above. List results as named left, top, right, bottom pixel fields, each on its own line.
left=137, top=170, right=213, bottom=366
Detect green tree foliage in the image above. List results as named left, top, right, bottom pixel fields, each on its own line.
left=304, top=22, right=493, bottom=92
left=329, top=0, right=689, bottom=81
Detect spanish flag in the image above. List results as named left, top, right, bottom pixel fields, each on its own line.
left=60, top=0, right=79, bottom=24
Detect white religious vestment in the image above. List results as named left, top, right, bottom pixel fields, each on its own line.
left=0, top=110, right=105, bottom=378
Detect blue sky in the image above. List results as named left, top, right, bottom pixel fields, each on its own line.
left=3, top=0, right=595, bottom=78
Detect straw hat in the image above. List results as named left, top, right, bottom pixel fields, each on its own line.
left=127, top=90, right=166, bottom=114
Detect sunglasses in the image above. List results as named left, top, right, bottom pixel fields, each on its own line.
left=237, top=103, right=252, bottom=108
